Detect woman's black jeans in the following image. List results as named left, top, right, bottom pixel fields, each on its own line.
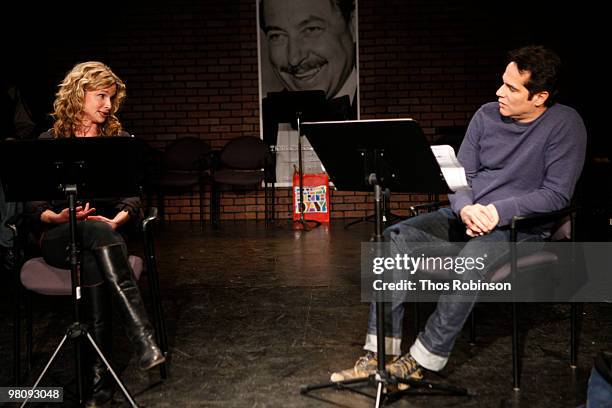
left=40, top=220, right=128, bottom=286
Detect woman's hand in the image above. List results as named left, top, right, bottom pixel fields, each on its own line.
left=88, top=210, right=130, bottom=231
left=87, top=215, right=119, bottom=230
left=41, top=203, right=96, bottom=224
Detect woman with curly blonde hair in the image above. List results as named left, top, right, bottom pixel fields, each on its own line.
left=29, top=61, right=165, bottom=407
left=48, top=61, right=127, bottom=137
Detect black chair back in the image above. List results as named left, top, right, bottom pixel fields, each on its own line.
left=219, top=136, right=268, bottom=170
left=164, top=137, right=211, bottom=171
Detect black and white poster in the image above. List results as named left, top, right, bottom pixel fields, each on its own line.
left=257, top=0, right=359, bottom=185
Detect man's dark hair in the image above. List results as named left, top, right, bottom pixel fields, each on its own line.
left=259, top=0, right=355, bottom=32
left=508, top=45, right=562, bottom=107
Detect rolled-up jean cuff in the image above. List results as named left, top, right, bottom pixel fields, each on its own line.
left=410, top=338, right=448, bottom=372
left=364, top=334, right=402, bottom=356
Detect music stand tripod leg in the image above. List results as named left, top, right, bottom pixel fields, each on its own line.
left=343, top=213, right=373, bottom=229
left=294, top=115, right=321, bottom=231
left=19, top=333, right=69, bottom=407
left=85, top=332, right=140, bottom=407
left=19, top=326, right=141, bottom=407
left=344, top=188, right=402, bottom=230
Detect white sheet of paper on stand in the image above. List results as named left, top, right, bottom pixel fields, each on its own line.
left=430, top=145, right=470, bottom=192
left=273, top=123, right=326, bottom=187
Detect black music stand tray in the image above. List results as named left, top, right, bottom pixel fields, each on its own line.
left=299, top=119, right=468, bottom=407
left=0, top=137, right=148, bottom=407
left=263, top=90, right=327, bottom=231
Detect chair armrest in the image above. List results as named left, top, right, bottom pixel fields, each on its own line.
left=4, top=213, right=28, bottom=251
left=510, top=206, right=578, bottom=230
left=141, top=207, right=158, bottom=277
left=3, top=213, right=27, bottom=273
left=4, top=213, right=24, bottom=235
left=509, top=206, right=578, bottom=241
left=142, top=207, right=159, bottom=233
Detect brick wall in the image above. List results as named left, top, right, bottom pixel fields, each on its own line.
left=12, top=0, right=598, bottom=223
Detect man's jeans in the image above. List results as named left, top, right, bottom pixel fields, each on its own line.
left=582, top=366, right=612, bottom=408
left=364, top=208, right=543, bottom=370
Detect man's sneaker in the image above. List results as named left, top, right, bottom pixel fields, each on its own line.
left=331, top=352, right=381, bottom=382
left=387, top=353, right=423, bottom=390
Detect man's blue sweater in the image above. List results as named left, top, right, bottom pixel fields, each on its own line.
left=449, top=101, right=587, bottom=227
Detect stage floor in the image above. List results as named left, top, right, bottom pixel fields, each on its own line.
left=1, top=219, right=610, bottom=407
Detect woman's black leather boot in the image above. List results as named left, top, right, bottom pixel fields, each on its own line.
left=95, top=243, right=165, bottom=371
left=82, top=284, right=115, bottom=407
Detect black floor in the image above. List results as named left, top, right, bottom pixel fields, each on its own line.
left=1, top=220, right=611, bottom=407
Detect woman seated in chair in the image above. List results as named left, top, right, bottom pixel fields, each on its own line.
left=25, top=61, right=165, bottom=408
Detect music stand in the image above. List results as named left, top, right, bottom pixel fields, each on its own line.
left=343, top=187, right=403, bottom=229
left=263, top=91, right=327, bottom=230
left=0, top=137, right=148, bottom=407
left=299, top=119, right=467, bottom=407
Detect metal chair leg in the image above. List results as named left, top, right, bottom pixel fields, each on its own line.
left=211, top=184, right=220, bottom=229
left=13, top=270, right=21, bottom=385
left=264, top=183, right=269, bottom=227
left=146, top=253, right=168, bottom=379
left=199, top=180, right=205, bottom=231
left=143, top=216, right=169, bottom=380
left=469, top=309, right=476, bottom=344
left=570, top=302, right=578, bottom=368
left=271, top=181, right=276, bottom=222
left=512, top=302, right=519, bottom=390
left=157, top=192, right=165, bottom=226
left=25, top=291, right=32, bottom=373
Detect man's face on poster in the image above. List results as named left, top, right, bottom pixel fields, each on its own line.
left=262, top=0, right=355, bottom=99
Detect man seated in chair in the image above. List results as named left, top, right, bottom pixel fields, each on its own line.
left=332, top=45, right=587, bottom=383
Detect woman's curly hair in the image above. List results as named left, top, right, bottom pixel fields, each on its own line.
left=52, top=61, right=126, bottom=137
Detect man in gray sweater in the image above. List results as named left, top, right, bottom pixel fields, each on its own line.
left=332, top=45, right=587, bottom=383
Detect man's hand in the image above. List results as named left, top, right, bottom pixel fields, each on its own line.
left=460, top=204, right=499, bottom=237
